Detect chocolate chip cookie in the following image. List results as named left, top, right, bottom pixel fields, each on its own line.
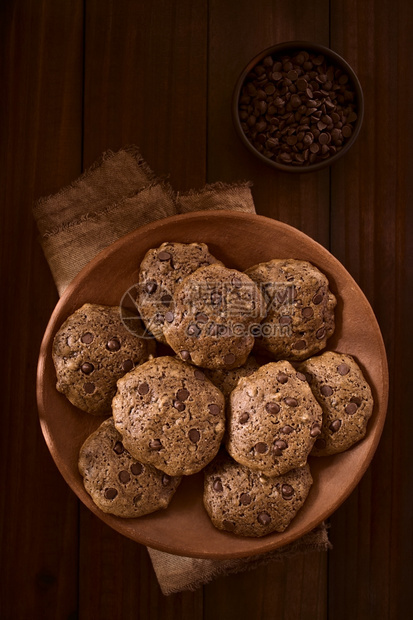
left=78, top=418, right=181, bottom=517
left=137, top=242, right=223, bottom=344
left=204, top=452, right=313, bottom=537
left=203, top=356, right=261, bottom=400
left=245, top=258, right=336, bottom=360
left=163, top=264, right=267, bottom=369
left=298, top=351, right=374, bottom=456
left=112, top=356, right=225, bottom=476
left=53, top=303, right=155, bottom=415
left=226, top=360, right=323, bottom=476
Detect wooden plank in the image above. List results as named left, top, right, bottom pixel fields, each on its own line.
left=329, top=0, right=413, bottom=618
left=206, top=2, right=330, bottom=619
left=207, top=0, right=331, bottom=246
left=79, top=1, right=208, bottom=617
left=83, top=0, right=208, bottom=191
left=204, top=552, right=327, bottom=620
left=0, top=0, right=84, bottom=618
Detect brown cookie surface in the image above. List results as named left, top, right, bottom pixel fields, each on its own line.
left=78, top=418, right=181, bottom=517
left=245, top=258, right=336, bottom=360
left=112, top=356, right=225, bottom=476
left=137, top=242, right=223, bottom=344
left=226, top=360, right=322, bottom=476
left=203, top=355, right=261, bottom=400
left=204, top=452, right=313, bottom=537
left=53, top=303, right=155, bottom=415
left=298, top=351, right=374, bottom=455
left=163, top=264, right=266, bottom=369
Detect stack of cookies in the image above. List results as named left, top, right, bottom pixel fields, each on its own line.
left=52, top=242, right=373, bottom=537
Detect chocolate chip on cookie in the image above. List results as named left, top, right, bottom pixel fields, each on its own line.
left=78, top=418, right=181, bottom=517
left=112, top=356, right=225, bottom=476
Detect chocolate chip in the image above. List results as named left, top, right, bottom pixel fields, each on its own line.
left=282, top=425, right=294, bottom=435
left=337, top=363, right=350, bottom=375
left=180, top=350, right=191, bottom=361
left=302, top=307, right=314, bottom=318
left=213, top=479, right=223, bottom=492
left=173, top=400, right=186, bottom=412
left=138, top=382, right=149, bottom=395
left=81, top=362, right=94, bottom=374
left=113, top=441, right=124, bottom=455
left=310, top=423, right=322, bottom=437
left=149, top=439, right=162, bottom=450
left=162, top=475, right=171, bottom=486
left=118, top=470, right=130, bottom=484
left=208, top=404, right=220, bottom=416
left=277, top=372, right=288, bottom=384
left=223, top=519, right=235, bottom=531
left=255, top=442, right=268, bottom=453
left=165, top=311, right=174, bottom=323
left=194, top=369, right=205, bottom=380
left=188, top=429, right=200, bottom=443
left=350, top=396, right=362, bottom=406
left=104, top=488, right=118, bottom=500
left=279, top=315, right=292, bottom=325
left=161, top=294, right=172, bottom=306
left=239, top=412, right=250, bottom=423
left=281, top=484, right=294, bottom=499
left=315, top=438, right=326, bottom=449
left=196, top=312, right=209, bottom=324
left=345, top=402, right=358, bottom=415
left=240, top=493, right=251, bottom=505
left=321, top=385, right=333, bottom=396
left=145, top=281, right=157, bottom=294
left=187, top=324, right=201, bottom=337
left=284, top=397, right=298, bottom=407
left=316, top=327, right=326, bottom=340
left=83, top=382, right=95, bottom=394
left=158, top=251, right=171, bottom=261
left=312, top=293, right=324, bottom=304
left=266, top=402, right=280, bottom=414
left=224, top=353, right=236, bottom=365
left=107, top=338, right=121, bottom=351
left=296, top=372, right=307, bottom=382
left=330, top=419, right=342, bottom=432
left=292, top=339, right=306, bottom=350
left=257, top=512, right=271, bottom=525
left=177, top=388, right=189, bottom=401
left=131, top=462, right=143, bottom=475
left=274, top=439, right=288, bottom=450
left=272, top=446, right=283, bottom=456
left=81, top=332, right=94, bottom=344
left=122, top=359, right=134, bottom=372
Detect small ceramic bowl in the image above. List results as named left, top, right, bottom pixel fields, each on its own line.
left=232, top=41, right=364, bottom=172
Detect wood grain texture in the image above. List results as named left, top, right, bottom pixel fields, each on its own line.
left=205, top=2, right=330, bottom=618
left=329, top=1, right=413, bottom=619
left=1, top=0, right=412, bottom=618
left=84, top=0, right=208, bottom=190
left=0, top=1, right=83, bottom=619
left=207, top=0, right=330, bottom=246
left=79, top=1, right=207, bottom=618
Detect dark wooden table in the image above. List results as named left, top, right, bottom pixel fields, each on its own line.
left=2, top=1, right=412, bottom=618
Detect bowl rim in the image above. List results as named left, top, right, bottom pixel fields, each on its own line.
left=232, top=40, right=365, bottom=173
left=36, top=211, right=388, bottom=558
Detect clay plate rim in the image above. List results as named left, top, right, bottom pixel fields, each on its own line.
left=36, top=211, right=388, bottom=559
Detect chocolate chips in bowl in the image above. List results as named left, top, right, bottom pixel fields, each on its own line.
left=232, top=41, right=364, bottom=172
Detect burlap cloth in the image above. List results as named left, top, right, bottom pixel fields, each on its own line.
left=33, top=146, right=331, bottom=595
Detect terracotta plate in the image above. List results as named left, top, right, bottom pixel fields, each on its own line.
left=37, top=212, right=388, bottom=559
